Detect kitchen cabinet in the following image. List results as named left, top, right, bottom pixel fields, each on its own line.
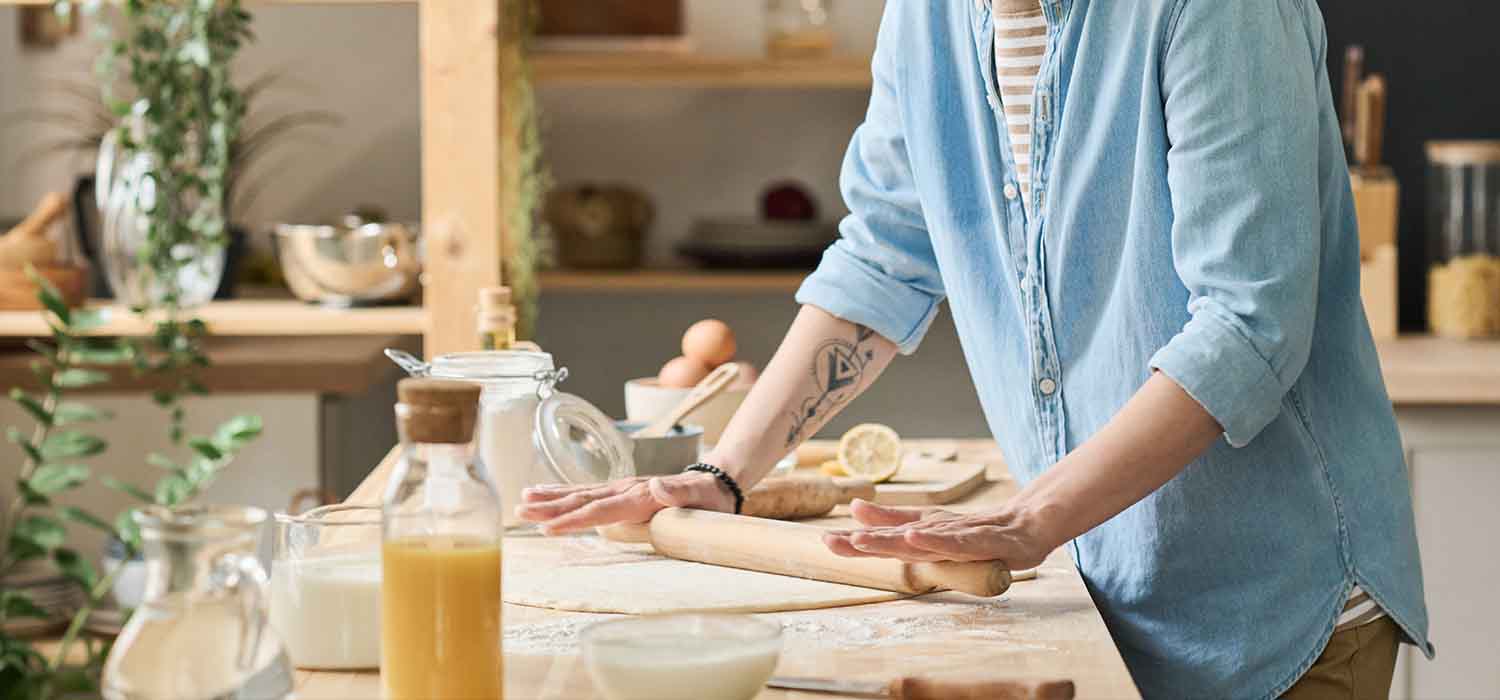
left=1393, top=406, right=1500, bottom=700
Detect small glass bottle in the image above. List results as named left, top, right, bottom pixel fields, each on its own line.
left=477, top=286, right=518, bottom=351
left=381, top=378, right=503, bottom=699
left=1427, top=140, right=1500, bottom=338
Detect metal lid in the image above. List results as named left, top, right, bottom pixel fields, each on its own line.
left=1427, top=140, right=1500, bottom=165
left=534, top=392, right=635, bottom=485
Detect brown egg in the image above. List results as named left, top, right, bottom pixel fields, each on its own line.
left=658, top=355, right=711, bottom=388
left=681, top=319, right=737, bottom=367
left=726, top=361, right=759, bottom=389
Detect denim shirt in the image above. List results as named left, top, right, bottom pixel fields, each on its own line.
left=795, top=1, right=1432, bottom=697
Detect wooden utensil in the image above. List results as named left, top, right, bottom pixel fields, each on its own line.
left=634, top=362, right=739, bottom=438
left=768, top=675, right=1075, bottom=700
left=1341, top=44, right=1364, bottom=147
left=616, top=508, right=1012, bottom=597
left=1355, top=74, right=1387, bottom=172
left=0, top=192, right=66, bottom=269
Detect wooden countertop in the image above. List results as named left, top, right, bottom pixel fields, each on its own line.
left=0, top=334, right=416, bottom=396
left=296, top=440, right=1141, bottom=699
left=1377, top=336, right=1500, bottom=405
left=0, top=300, right=425, bottom=337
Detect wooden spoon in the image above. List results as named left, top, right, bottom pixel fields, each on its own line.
left=634, top=362, right=740, bottom=438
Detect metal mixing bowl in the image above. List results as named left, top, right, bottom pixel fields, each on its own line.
left=274, top=222, right=421, bottom=306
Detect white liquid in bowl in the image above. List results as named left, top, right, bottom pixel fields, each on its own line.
left=268, top=551, right=381, bottom=669
left=583, top=615, right=781, bottom=700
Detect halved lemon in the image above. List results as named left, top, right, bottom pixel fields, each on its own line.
left=837, top=423, right=903, bottom=483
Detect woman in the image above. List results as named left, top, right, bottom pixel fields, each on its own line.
left=520, top=1, right=1431, bottom=697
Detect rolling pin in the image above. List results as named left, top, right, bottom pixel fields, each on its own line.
left=628, top=508, right=1011, bottom=597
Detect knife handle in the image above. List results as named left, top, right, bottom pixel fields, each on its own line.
left=888, top=677, right=1075, bottom=700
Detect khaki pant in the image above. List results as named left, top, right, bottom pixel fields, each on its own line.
left=1282, top=617, right=1401, bottom=699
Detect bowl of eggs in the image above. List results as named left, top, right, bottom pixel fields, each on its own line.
left=625, top=319, right=758, bottom=447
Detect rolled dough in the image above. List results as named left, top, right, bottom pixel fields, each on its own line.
left=502, top=534, right=905, bottom=614
left=501, top=533, right=1038, bottom=615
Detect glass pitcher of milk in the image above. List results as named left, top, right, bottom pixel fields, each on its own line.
left=269, top=505, right=382, bottom=670
left=102, top=505, right=293, bottom=700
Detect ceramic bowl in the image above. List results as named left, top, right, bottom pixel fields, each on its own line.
left=615, top=421, right=703, bottom=476
left=624, top=378, right=750, bottom=446
left=582, top=614, right=781, bottom=700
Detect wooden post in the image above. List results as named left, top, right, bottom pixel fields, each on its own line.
left=420, top=0, right=506, bottom=357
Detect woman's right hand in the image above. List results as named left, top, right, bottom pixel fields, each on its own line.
left=515, top=470, right=735, bottom=535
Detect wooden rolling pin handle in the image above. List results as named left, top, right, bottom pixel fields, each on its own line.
left=888, top=677, right=1075, bottom=700
left=908, top=560, right=1011, bottom=598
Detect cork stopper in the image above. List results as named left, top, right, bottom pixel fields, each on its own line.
left=396, top=378, right=481, bottom=444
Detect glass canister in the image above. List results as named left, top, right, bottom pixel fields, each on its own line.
left=386, top=349, right=635, bottom=529
left=102, top=505, right=293, bottom=700
left=766, top=0, right=834, bottom=58
left=1427, top=140, right=1500, bottom=338
left=269, top=505, right=382, bottom=670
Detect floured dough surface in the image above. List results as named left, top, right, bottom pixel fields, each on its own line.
left=503, top=533, right=906, bottom=614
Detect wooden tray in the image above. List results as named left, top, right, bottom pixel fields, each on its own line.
left=870, top=461, right=988, bottom=506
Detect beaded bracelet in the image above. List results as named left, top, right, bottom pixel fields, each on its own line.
left=684, top=463, right=745, bottom=515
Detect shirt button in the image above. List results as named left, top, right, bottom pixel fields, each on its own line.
left=1003, top=183, right=1019, bottom=200
left=1038, top=377, right=1058, bottom=396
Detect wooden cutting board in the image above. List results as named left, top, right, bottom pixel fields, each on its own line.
left=867, top=461, right=988, bottom=506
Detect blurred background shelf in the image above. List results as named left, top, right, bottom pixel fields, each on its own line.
left=539, top=269, right=806, bottom=293
left=0, top=300, right=425, bottom=337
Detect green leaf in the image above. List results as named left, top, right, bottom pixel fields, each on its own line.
left=100, top=475, right=153, bottom=503
left=52, top=548, right=98, bottom=591
left=7, top=427, right=43, bottom=464
left=56, top=506, right=112, bottom=534
left=25, top=464, right=90, bottom=495
left=8, top=389, right=51, bottom=427
left=150, top=390, right=174, bottom=407
left=11, top=515, right=66, bottom=551
left=29, top=267, right=68, bottom=325
left=52, top=368, right=111, bottom=389
left=154, top=474, right=191, bottom=506
left=72, top=343, right=132, bottom=365
left=188, top=438, right=222, bottom=461
left=67, top=308, right=106, bottom=333
left=16, top=481, right=49, bottom=507
left=54, top=402, right=111, bottom=425
left=146, top=452, right=180, bottom=472
left=114, top=510, right=141, bottom=551
left=212, top=414, right=262, bottom=448
left=40, top=430, right=106, bottom=460
left=1, top=591, right=48, bottom=620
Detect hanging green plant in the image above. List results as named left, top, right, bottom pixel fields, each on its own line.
left=502, top=0, right=552, bottom=340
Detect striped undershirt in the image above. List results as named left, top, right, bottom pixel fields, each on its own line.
left=992, top=6, right=1047, bottom=215
left=986, top=0, right=1388, bottom=635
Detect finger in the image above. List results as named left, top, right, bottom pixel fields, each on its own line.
left=515, top=487, right=616, bottom=521
left=847, top=530, right=952, bottom=561
left=521, top=479, right=635, bottom=504
left=541, top=484, right=660, bottom=535
left=903, top=527, right=1005, bottom=563
left=823, top=533, right=884, bottom=558
left=647, top=475, right=712, bottom=509
left=849, top=499, right=932, bottom=527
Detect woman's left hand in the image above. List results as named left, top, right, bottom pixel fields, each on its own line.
left=822, top=499, right=1058, bottom=571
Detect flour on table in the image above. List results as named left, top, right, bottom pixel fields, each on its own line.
left=504, top=557, right=906, bottom=615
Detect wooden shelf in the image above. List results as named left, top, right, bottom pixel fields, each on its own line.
left=0, top=300, right=425, bottom=337
left=531, top=53, right=872, bottom=88
left=539, top=269, right=806, bottom=293
left=0, top=334, right=416, bottom=395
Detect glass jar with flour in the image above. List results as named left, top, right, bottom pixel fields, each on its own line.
left=385, top=349, right=635, bottom=529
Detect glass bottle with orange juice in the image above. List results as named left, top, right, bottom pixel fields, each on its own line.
left=381, top=378, right=503, bottom=699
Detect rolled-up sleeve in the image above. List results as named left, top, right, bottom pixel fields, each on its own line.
left=1147, top=0, right=1324, bottom=447
left=796, top=1, right=944, bottom=355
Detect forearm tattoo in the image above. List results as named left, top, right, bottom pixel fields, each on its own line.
left=784, top=324, right=879, bottom=448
